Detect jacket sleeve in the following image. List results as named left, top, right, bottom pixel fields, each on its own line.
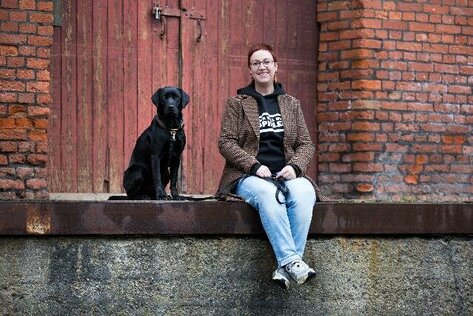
left=218, top=97, right=259, bottom=173
left=286, top=100, right=315, bottom=174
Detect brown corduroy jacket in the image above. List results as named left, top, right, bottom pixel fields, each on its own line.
left=216, top=93, right=324, bottom=201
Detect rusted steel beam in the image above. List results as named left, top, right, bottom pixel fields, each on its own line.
left=0, top=201, right=471, bottom=236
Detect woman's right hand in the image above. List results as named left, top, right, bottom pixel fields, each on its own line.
left=256, top=165, right=272, bottom=178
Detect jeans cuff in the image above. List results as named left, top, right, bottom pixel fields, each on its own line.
left=279, top=254, right=301, bottom=268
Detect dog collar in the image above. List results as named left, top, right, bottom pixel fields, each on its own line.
left=155, top=116, right=184, bottom=141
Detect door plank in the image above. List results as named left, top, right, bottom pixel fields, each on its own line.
left=107, top=0, right=125, bottom=192
left=77, top=0, right=93, bottom=192
left=61, top=0, right=78, bottom=192
left=92, top=0, right=108, bottom=192
left=123, top=0, right=138, bottom=175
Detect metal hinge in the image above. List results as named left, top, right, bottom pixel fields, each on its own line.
left=152, top=4, right=206, bottom=41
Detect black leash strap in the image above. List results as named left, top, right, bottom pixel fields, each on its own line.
left=265, top=176, right=289, bottom=204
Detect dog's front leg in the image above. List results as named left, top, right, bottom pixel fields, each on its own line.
left=169, top=158, right=182, bottom=200
left=151, top=154, right=167, bottom=200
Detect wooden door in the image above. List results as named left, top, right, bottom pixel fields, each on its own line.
left=49, top=0, right=318, bottom=194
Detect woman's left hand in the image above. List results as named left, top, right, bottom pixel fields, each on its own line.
left=276, top=165, right=296, bottom=180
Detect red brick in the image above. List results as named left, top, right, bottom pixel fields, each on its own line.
left=27, top=35, right=53, bottom=46
left=328, top=143, right=351, bottom=152
left=9, top=153, right=26, bottom=163
left=18, top=45, right=36, bottom=56
left=16, top=166, right=33, bottom=179
left=353, top=163, right=384, bottom=172
left=397, top=41, right=422, bottom=51
left=352, top=122, right=380, bottom=131
left=19, top=0, right=35, bottom=10
left=318, top=11, right=338, bottom=22
left=33, top=118, right=48, bottom=129
left=409, top=22, right=435, bottom=32
left=0, top=179, right=24, bottom=190
left=329, top=163, right=352, bottom=173
left=347, top=133, right=375, bottom=142
left=18, top=23, right=36, bottom=34
left=0, top=92, right=17, bottom=102
left=2, top=0, right=18, bottom=8
left=1, top=21, right=18, bottom=32
left=26, top=178, right=47, bottom=189
left=342, top=152, right=374, bottom=162
left=15, top=117, right=32, bottom=128
left=353, top=143, right=383, bottom=151
left=26, top=57, right=48, bottom=69
left=29, top=12, right=52, bottom=24
left=36, top=47, right=50, bottom=58
left=0, top=68, right=15, bottom=79
left=342, top=49, right=375, bottom=60
left=0, top=141, right=17, bottom=152
left=28, top=130, right=47, bottom=142
left=319, top=153, right=340, bottom=162
left=0, top=45, right=18, bottom=56
left=352, top=80, right=381, bottom=90
left=37, top=1, right=53, bottom=11
left=36, top=93, right=52, bottom=104
left=18, top=93, right=35, bottom=103
left=405, top=175, right=418, bottom=185
left=26, top=153, right=47, bottom=165
left=9, top=11, right=27, bottom=22
left=7, top=56, right=25, bottom=67
left=409, top=62, right=433, bottom=72
left=26, top=81, right=49, bottom=93
left=383, top=20, right=407, bottom=30
left=0, top=155, right=8, bottom=165
left=0, top=80, right=25, bottom=91
left=355, top=183, right=374, bottom=193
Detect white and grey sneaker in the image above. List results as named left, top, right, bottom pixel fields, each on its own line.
left=284, top=260, right=316, bottom=285
left=272, top=267, right=291, bottom=289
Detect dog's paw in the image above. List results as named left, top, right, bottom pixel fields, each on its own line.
left=171, top=194, right=184, bottom=200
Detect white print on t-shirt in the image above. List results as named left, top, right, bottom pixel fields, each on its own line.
left=259, top=112, right=284, bottom=133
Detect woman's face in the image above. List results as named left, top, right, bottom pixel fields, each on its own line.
left=248, top=49, right=278, bottom=86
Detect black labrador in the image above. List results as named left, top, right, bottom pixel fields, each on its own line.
left=123, top=86, right=189, bottom=200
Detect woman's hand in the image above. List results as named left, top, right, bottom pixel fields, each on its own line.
left=276, top=165, right=296, bottom=180
left=256, top=165, right=272, bottom=178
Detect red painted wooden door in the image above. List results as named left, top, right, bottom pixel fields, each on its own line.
left=49, top=0, right=318, bottom=194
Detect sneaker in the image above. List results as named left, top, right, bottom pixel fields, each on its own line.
left=284, top=260, right=316, bottom=285
left=272, top=267, right=291, bottom=289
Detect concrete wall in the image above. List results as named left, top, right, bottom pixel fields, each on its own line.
left=1, top=236, right=471, bottom=315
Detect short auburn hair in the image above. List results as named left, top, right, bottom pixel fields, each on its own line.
left=247, top=43, right=278, bottom=68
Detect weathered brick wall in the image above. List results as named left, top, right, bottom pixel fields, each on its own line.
left=0, top=0, right=52, bottom=199
left=317, top=0, right=473, bottom=201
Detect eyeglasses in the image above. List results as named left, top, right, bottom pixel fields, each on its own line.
left=250, top=59, right=274, bottom=69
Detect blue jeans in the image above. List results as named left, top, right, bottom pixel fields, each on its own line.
left=236, top=176, right=316, bottom=267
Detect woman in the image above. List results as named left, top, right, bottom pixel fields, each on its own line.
left=216, top=43, right=323, bottom=289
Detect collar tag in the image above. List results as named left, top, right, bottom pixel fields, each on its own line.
left=170, top=130, right=177, bottom=141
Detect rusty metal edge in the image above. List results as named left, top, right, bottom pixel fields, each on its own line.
left=0, top=201, right=472, bottom=236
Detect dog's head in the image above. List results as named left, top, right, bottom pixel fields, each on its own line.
left=151, top=86, right=189, bottom=120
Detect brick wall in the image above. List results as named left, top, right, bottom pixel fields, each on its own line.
left=317, top=0, right=473, bottom=201
left=0, top=0, right=53, bottom=199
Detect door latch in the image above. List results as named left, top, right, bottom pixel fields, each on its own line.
left=152, top=4, right=162, bottom=20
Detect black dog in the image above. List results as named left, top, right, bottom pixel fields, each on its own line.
left=123, top=86, right=189, bottom=200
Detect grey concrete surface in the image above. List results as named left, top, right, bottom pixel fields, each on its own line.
left=0, top=236, right=472, bottom=315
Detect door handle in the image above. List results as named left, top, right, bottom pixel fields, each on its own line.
left=196, top=19, right=202, bottom=42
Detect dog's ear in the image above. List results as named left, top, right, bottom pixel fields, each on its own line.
left=151, top=88, right=162, bottom=107
left=179, top=89, right=190, bottom=108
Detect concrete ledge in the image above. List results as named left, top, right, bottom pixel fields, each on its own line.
left=0, top=201, right=472, bottom=235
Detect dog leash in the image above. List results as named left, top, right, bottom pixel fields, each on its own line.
left=265, top=176, right=289, bottom=204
